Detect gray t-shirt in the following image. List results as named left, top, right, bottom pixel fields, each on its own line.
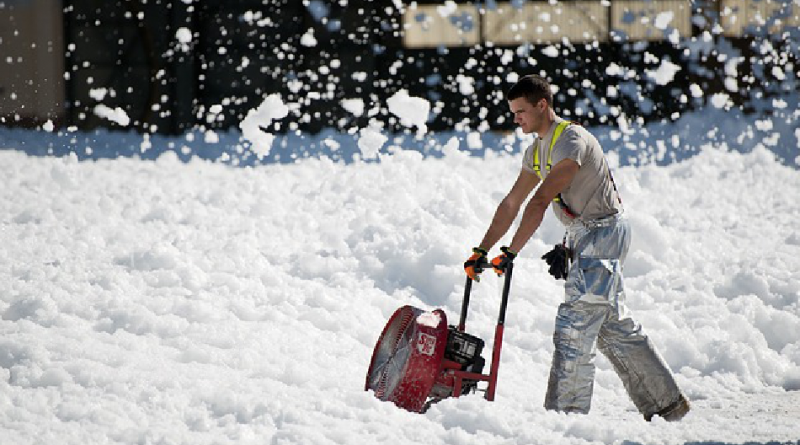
left=521, top=117, right=622, bottom=226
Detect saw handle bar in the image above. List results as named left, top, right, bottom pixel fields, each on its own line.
left=470, top=256, right=490, bottom=274
left=459, top=261, right=513, bottom=332
left=459, top=262, right=513, bottom=401
left=470, top=253, right=514, bottom=274
left=467, top=255, right=510, bottom=276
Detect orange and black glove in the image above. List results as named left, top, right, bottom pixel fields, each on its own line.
left=491, top=246, right=517, bottom=275
left=464, top=247, right=489, bottom=281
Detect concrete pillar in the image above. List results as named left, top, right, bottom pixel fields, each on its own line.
left=0, top=0, right=65, bottom=126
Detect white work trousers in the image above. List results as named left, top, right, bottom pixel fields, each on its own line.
left=544, top=214, right=683, bottom=416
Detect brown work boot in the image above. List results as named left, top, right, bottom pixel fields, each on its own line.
left=645, top=395, right=691, bottom=422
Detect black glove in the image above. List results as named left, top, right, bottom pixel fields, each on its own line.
left=491, top=246, right=516, bottom=275
left=542, top=244, right=570, bottom=280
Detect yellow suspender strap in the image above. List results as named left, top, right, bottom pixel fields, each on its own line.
left=532, top=121, right=571, bottom=179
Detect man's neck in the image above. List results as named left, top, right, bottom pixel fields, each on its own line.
left=536, top=109, right=558, bottom=138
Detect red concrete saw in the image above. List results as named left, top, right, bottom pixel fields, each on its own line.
left=365, top=261, right=513, bottom=412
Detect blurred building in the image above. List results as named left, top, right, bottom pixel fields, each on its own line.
left=0, top=0, right=797, bottom=135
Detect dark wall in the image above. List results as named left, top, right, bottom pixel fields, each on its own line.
left=62, top=0, right=798, bottom=136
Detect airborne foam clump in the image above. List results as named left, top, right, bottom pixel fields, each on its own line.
left=94, top=104, right=130, bottom=127
left=300, top=29, right=317, bottom=47
left=239, top=94, right=289, bottom=159
left=654, top=11, right=674, bottom=30
left=606, top=63, right=623, bottom=76
left=175, top=27, right=193, bottom=52
left=436, top=0, right=457, bottom=17
left=710, top=93, right=731, bottom=109
left=175, top=27, right=192, bottom=44
left=467, top=132, right=483, bottom=149
left=541, top=45, right=560, bottom=58
left=455, top=75, right=475, bottom=96
left=357, top=126, right=387, bottom=159
left=341, top=98, right=365, bottom=117
left=386, top=89, right=430, bottom=134
left=89, top=88, right=108, bottom=101
left=647, top=60, right=681, bottom=85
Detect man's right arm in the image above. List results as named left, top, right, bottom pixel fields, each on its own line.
left=478, top=168, right=540, bottom=251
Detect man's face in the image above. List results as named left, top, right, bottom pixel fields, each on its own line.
left=508, top=96, right=545, bottom=134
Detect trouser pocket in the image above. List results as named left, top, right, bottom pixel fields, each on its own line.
left=565, top=257, right=618, bottom=304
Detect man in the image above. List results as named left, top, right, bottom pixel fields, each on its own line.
left=464, top=74, right=690, bottom=421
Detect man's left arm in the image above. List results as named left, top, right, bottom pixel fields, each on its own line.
left=507, top=158, right=580, bottom=253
